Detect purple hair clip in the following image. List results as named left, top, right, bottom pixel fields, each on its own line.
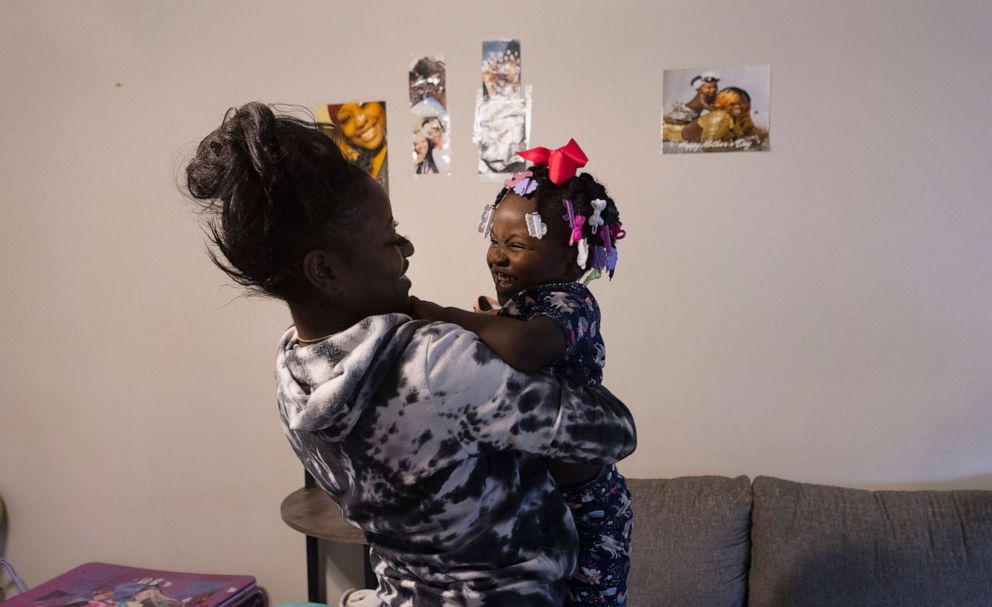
left=504, top=171, right=537, bottom=196
left=607, top=248, right=619, bottom=276
left=562, top=198, right=576, bottom=227
left=589, top=246, right=608, bottom=271
left=514, top=177, right=537, bottom=196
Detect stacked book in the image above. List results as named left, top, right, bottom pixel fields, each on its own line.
left=1, top=563, right=261, bottom=607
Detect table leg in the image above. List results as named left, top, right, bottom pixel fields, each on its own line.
left=304, top=471, right=324, bottom=603
left=363, top=547, right=376, bottom=589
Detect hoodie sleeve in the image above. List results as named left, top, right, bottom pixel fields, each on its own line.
left=423, top=322, right=636, bottom=464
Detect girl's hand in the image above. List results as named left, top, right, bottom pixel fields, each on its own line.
left=410, top=296, right=445, bottom=322
left=474, top=295, right=499, bottom=313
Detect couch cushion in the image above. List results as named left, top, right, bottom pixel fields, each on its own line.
left=626, top=476, right=752, bottom=607
left=749, top=476, right=992, bottom=607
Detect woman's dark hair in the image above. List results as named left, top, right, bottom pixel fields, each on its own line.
left=421, top=116, right=445, bottom=133
left=492, top=164, right=621, bottom=251
left=186, top=102, right=372, bottom=301
left=417, top=139, right=438, bottom=174
left=716, top=86, right=750, bottom=105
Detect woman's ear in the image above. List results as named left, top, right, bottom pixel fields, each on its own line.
left=302, top=249, right=342, bottom=295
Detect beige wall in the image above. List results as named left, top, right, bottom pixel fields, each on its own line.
left=2, top=0, right=991, bottom=603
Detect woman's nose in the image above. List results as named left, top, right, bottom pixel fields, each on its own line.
left=402, top=239, right=415, bottom=257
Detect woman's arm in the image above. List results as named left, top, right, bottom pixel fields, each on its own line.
left=411, top=296, right=565, bottom=373
left=421, top=323, right=636, bottom=465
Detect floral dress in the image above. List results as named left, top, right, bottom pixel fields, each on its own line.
left=500, top=282, right=633, bottom=606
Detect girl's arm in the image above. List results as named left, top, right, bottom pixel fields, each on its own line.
left=411, top=296, right=565, bottom=373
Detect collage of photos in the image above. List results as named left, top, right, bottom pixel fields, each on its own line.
left=662, top=65, right=771, bottom=154
left=316, top=101, right=390, bottom=192
left=473, top=39, right=531, bottom=181
left=314, top=56, right=772, bottom=188
left=409, top=55, right=451, bottom=175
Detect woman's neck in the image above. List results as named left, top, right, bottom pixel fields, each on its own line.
left=289, top=300, right=358, bottom=341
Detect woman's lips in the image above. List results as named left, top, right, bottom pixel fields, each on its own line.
left=357, top=124, right=378, bottom=142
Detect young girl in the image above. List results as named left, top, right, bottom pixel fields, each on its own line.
left=412, top=139, right=632, bottom=606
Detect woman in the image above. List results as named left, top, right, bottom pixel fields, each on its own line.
left=319, top=101, right=389, bottom=189
left=413, top=131, right=437, bottom=174
left=420, top=116, right=450, bottom=173
left=186, top=103, right=636, bottom=606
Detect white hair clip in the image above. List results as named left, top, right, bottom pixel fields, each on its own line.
left=576, top=239, right=589, bottom=269
left=525, top=211, right=548, bottom=239
left=478, top=204, right=495, bottom=238
left=588, top=199, right=607, bottom=230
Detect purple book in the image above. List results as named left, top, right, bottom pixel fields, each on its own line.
left=1, top=563, right=257, bottom=607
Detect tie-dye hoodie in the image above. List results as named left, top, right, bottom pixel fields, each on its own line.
left=276, top=314, right=636, bottom=607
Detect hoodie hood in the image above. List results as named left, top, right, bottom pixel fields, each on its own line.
left=276, top=313, right=421, bottom=439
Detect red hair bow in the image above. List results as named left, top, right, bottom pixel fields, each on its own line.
left=518, top=138, right=588, bottom=185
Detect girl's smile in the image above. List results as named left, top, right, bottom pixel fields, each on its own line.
left=487, top=193, right=577, bottom=304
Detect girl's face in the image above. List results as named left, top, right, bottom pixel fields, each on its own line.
left=336, top=102, right=386, bottom=150
left=486, top=193, right=578, bottom=304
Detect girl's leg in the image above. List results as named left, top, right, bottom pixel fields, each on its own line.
left=560, top=465, right=633, bottom=607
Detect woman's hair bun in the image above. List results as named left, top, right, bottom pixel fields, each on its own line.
left=237, top=102, right=282, bottom=189
left=186, top=102, right=283, bottom=202
left=186, top=102, right=372, bottom=301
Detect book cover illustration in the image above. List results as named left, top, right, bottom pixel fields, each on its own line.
left=1, top=563, right=256, bottom=607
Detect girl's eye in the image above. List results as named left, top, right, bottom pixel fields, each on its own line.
left=509, top=242, right=526, bottom=249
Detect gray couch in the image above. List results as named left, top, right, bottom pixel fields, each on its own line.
left=626, top=476, right=992, bottom=606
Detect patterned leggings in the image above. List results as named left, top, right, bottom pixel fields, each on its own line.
left=560, top=465, right=633, bottom=606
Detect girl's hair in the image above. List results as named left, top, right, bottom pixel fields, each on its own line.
left=492, top=164, right=621, bottom=253
left=186, top=102, right=372, bottom=301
